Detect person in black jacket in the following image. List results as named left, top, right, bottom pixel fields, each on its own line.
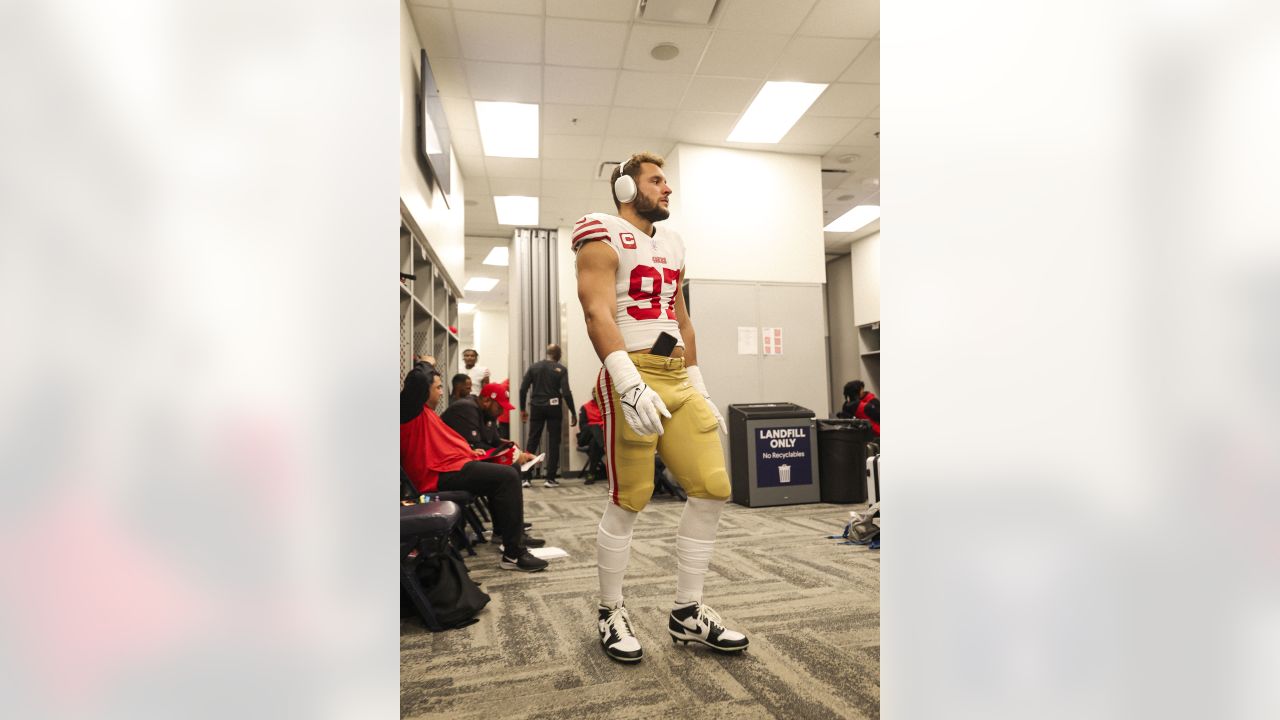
left=441, top=384, right=536, bottom=465
left=519, top=343, right=576, bottom=488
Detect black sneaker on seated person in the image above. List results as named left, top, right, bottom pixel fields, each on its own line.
left=500, top=550, right=548, bottom=572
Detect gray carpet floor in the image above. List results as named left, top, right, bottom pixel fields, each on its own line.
left=401, top=480, right=880, bottom=719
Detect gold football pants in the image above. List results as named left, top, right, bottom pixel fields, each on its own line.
left=593, top=353, right=730, bottom=512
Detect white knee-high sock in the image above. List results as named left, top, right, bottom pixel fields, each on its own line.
left=597, top=501, right=639, bottom=607
left=675, top=496, right=726, bottom=604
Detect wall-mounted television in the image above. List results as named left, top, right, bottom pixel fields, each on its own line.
left=417, top=48, right=452, bottom=202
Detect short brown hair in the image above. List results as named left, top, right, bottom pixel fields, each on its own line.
left=610, top=151, right=665, bottom=210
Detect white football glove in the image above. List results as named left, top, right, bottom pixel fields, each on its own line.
left=685, top=365, right=727, bottom=434
left=604, top=351, right=670, bottom=436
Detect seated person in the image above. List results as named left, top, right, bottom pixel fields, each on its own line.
left=576, top=398, right=606, bottom=484
left=837, top=379, right=880, bottom=437
left=401, top=356, right=547, bottom=572
left=441, top=382, right=537, bottom=465
left=448, top=373, right=473, bottom=404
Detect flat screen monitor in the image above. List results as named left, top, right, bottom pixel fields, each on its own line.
left=418, top=48, right=452, bottom=201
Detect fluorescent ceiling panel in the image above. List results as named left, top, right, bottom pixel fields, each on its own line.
left=458, top=302, right=477, bottom=313
left=475, top=101, right=539, bottom=158
left=493, top=195, right=539, bottom=226
left=824, top=204, right=880, bottom=233
left=727, top=81, right=828, bottom=143
left=482, top=246, right=509, bottom=266
left=463, top=277, right=500, bottom=292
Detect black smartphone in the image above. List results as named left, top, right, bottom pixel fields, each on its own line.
left=651, top=331, right=678, bottom=357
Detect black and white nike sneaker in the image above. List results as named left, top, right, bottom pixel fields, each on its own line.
left=668, top=601, right=749, bottom=652
left=598, top=602, right=643, bottom=663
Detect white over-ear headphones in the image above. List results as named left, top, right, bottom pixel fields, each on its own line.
left=613, top=157, right=637, bottom=204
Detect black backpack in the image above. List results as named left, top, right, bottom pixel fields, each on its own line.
left=402, top=547, right=491, bottom=630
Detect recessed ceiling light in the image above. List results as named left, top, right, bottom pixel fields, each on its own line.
left=482, top=246, right=509, bottom=266
left=458, top=302, right=477, bottom=313
left=650, top=42, right=679, bottom=61
left=463, top=277, right=500, bottom=292
left=837, top=194, right=856, bottom=201
left=824, top=204, right=880, bottom=233
left=862, top=177, right=880, bottom=188
left=727, top=82, right=828, bottom=144
left=474, top=101, right=539, bottom=158
left=838, top=153, right=860, bottom=164
left=493, top=196, right=539, bottom=225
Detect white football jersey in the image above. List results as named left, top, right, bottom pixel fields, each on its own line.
left=571, top=212, right=685, bottom=352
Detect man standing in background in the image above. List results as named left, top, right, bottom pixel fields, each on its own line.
left=461, top=348, right=489, bottom=395
left=519, top=343, right=576, bottom=488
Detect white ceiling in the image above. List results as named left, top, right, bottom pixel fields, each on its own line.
left=411, top=0, right=879, bottom=313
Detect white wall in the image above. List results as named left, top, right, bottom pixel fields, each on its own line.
left=400, top=0, right=465, bottom=289
left=664, top=144, right=826, bottom=284
left=471, top=310, right=509, bottom=384
left=850, top=231, right=881, bottom=326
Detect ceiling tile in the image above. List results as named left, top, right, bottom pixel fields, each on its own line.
left=462, top=174, right=491, bottom=197
left=456, top=153, right=487, bottom=180
left=542, top=197, right=595, bottom=224
left=546, top=0, right=635, bottom=22
left=541, top=158, right=597, bottom=180
left=820, top=145, right=879, bottom=171
left=613, top=71, right=691, bottom=109
left=807, top=83, right=878, bottom=118
left=770, top=37, right=868, bottom=83
left=545, top=18, right=629, bottom=68
left=679, top=76, right=761, bottom=114
left=543, top=104, right=611, bottom=135
left=465, top=61, right=542, bottom=102
left=543, top=66, right=619, bottom=105
left=540, top=178, right=593, bottom=198
left=441, top=96, right=478, bottom=130
left=429, top=57, right=470, bottom=98
left=622, top=24, right=712, bottom=74
left=782, top=116, right=859, bottom=145
left=696, top=31, right=790, bottom=78
left=487, top=177, right=542, bottom=196
left=839, top=117, right=879, bottom=146
left=451, top=0, right=543, bottom=14
left=797, top=0, right=879, bottom=39
left=484, top=157, right=542, bottom=179
left=840, top=41, right=878, bottom=83
left=715, top=0, right=818, bottom=35
left=410, top=7, right=462, bottom=59
left=542, top=133, right=604, bottom=160
left=667, top=110, right=739, bottom=145
left=607, top=107, right=674, bottom=136
left=450, top=129, right=484, bottom=155
left=769, top=142, right=833, bottom=156
left=599, top=136, right=673, bottom=162
left=454, top=11, right=543, bottom=64
left=408, top=0, right=450, bottom=8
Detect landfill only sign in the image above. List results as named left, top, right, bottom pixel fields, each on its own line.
left=754, top=425, right=812, bottom=487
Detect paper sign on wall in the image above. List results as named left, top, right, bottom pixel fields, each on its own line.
left=737, top=326, right=758, bottom=355
left=762, top=327, right=783, bottom=355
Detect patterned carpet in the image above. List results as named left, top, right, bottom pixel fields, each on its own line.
left=401, top=479, right=880, bottom=719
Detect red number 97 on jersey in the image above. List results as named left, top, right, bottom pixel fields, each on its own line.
left=627, top=265, right=679, bottom=321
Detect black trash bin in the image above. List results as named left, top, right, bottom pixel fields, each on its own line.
left=816, top=419, right=876, bottom=503
left=727, top=403, right=820, bottom=507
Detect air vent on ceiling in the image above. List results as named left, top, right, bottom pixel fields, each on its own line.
left=637, top=0, right=721, bottom=26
